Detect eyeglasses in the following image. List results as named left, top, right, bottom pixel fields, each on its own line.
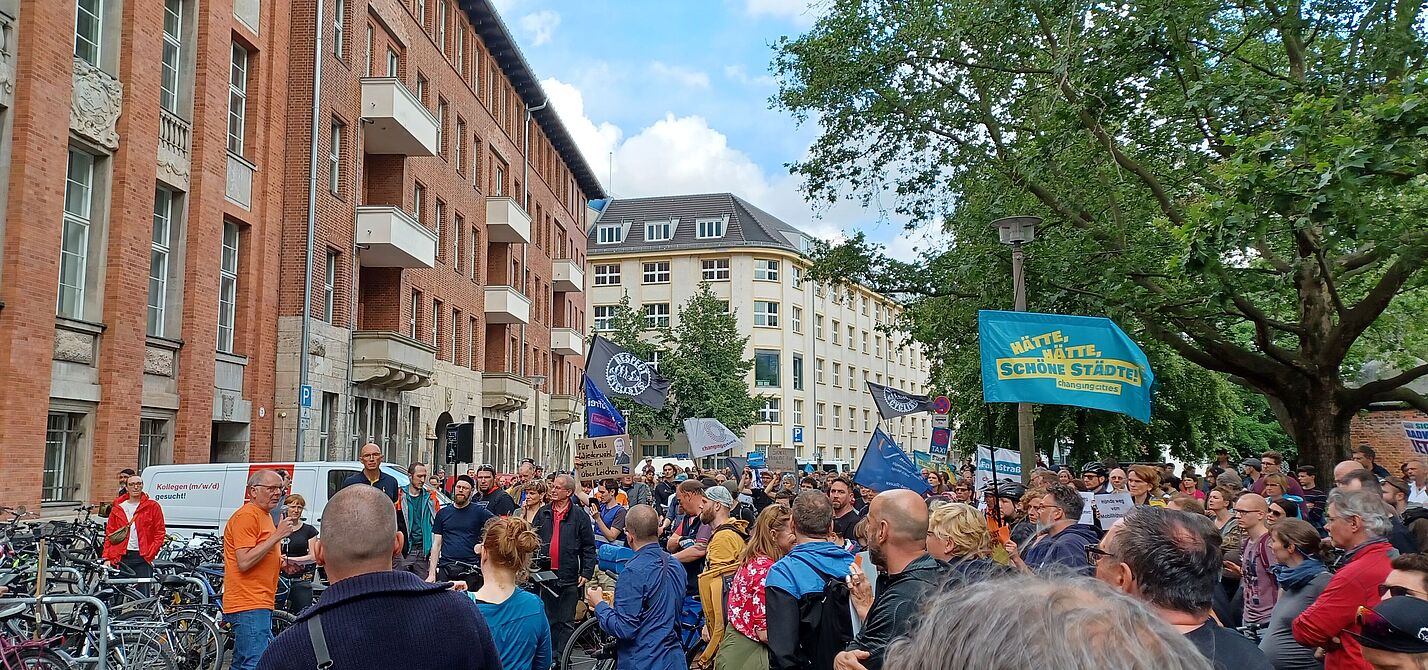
left=1268, top=509, right=1284, bottom=518
left=1231, top=508, right=1264, bottom=516
left=1377, top=584, right=1428, bottom=600
left=251, top=484, right=284, bottom=491
left=359, top=453, right=382, bottom=460
left=1085, top=544, right=1115, bottom=564
left=1357, top=605, right=1409, bottom=641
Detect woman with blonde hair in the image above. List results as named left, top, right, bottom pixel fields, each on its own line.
left=470, top=516, right=552, bottom=670
left=716, top=505, right=796, bottom=670
left=928, top=502, right=1004, bottom=582
left=517, top=478, right=549, bottom=525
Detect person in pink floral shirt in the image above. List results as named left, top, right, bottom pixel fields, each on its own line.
left=717, top=505, right=796, bottom=670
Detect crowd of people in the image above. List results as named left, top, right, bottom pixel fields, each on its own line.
left=95, top=441, right=1428, bottom=670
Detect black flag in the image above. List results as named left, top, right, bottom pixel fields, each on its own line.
left=866, top=381, right=934, bottom=419
left=586, top=335, right=672, bottom=411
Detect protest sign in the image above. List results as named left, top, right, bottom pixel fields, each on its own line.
left=1093, top=492, right=1135, bottom=530
left=1078, top=492, right=1096, bottom=525
left=767, top=446, right=797, bottom=472
left=974, top=445, right=1022, bottom=491
left=747, top=452, right=766, bottom=469
left=575, top=435, right=630, bottom=484
left=1405, top=422, right=1428, bottom=455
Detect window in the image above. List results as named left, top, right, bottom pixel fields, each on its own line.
left=697, top=217, right=724, bottom=239
left=815, top=358, right=825, bottom=384
left=217, top=222, right=240, bottom=352
left=227, top=43, right=248, bottom=154
left=645, top=220, right=671, bottom=242
left=593, top=305, right=616, bottom=331
left=453, top=213, right=464, bottom=273
left=645, top=349, right=662, bottom=372
left=596, top=223, right=623, bottom=244
left=815, top=315, right=824, bottom=339
left=432, top=298, right=443, bottom=349
left=386, top=48, right=399, bottom=76
left=322, top=250, right=337, bottom=322
left=493, top=160, right=506, bottom=195
left=848, top=366, right=857, bottom=389
left=456, top=24, right=464, bottom=70
left=469, top=226, right=480, bottom=278
left=137, top=417, right=168, bottom=471
left=847, top=325, right=855, bottom=349
left=755, top=350, right=780, bottom=388
left=160, top=0, right=182, bottom=113
left=328, top=119, right=343, bottom=194
left=409, top=289, right=421, bottom=337
left=436, top=0, right=446, bottom=52
left=416, top=0, right=427, bottom=26
left=816, top=403, right=826, bottom=428
left=832, top=362, right=841, bottom=387
left=753, top=301, right=779, bottom=327
left=436, top=99, right=447, bottom=156
left=642, top=261, right=670, bottom=284
left=320, top=392, right=338, bottom=454
left=862, top=331, right=869, bottom=354
left=416, top=75, right=428, bottom=104
left=792, top=266, right=803, bottom=289
left=148, top=188, right=175, bottom=336
left=643, top=302, right=670, bottom=329
left=433, top=199, right=445, bottom=261
left=332, top=0, right=344, bottom=57
left=44, top=412, right=85, bottom=502
left=754, top=259, right=779, bottom=281
left=793, top=399, right=804, bottom=425
left=875, top=335, right=883, bottom=358
left=455, top=119, right=465, bottom=171
left=58, top=150, right=96, bottom=320
left=593, top=264, right=620, bottom=286
left=832, top=320, right=841, bottom=344
left=791, top=306, right=802, bottom=333
left=759, top=398, right=780, bottom=424
left=863, top=410, right=871, bottom=431
left=701, top=259, right=729, bottom=281
left=860, top=295, right=868, bottom=315
left=792, top=354, right=804, bottom=391
left=833, top=404, right=842, bottom=430
left=413, top=182, right=425, bottom=221
left=364, top=25, right=372, bottom=76
left=75, top=0, right=102, bottom=67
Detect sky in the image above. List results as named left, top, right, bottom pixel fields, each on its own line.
left=489, top=0, right=944, bottom=261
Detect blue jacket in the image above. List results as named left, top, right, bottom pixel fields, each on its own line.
left=256, top=571, right=499, bottom=670
left=1023, top=523, right=1099, bottom=575
left=765, top=541, right=855, bottom=670
left=594, top=542, right=687, bottom=670
left=474, top=588, right=552, bottom=670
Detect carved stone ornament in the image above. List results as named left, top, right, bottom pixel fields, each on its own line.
left=156, top=154, right=190, bottom=189
left=53, top=329, right=96, bottom=365
left=144, top=345, right=175, bottom=377
left=71, top=57, right=123, bottom=150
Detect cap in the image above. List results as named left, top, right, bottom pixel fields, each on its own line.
left=1081, top=462, right=1109, bottom=477
left=675, top=473, right=689, bottom=482
left=1241, top=458, right=1261, bottom=469
left=704, top=485, right=735, bottom=509
left=1348, top=596, right=1428, bottom=654
left=455, top=474, right=476, bottom=488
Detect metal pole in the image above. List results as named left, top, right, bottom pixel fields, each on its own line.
left=1012, top=241, right=1036, bottom=480
left=297, top=0, right=327, bottom=462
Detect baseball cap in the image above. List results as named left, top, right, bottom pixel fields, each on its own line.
left=1348, top=596, right=1428, bottom=654
left=704, top=485, right=735, bottom=509
left=1241, top=458, right=1261, bottom=469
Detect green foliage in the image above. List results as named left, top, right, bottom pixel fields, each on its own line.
left=774, top=0, right=1428, bottom=473
left=661, top=283, right=767, bottom=435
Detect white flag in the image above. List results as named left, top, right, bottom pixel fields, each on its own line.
left=684, top=418, right=741, bottom=458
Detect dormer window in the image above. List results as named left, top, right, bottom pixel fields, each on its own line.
left=697, top=217, right=725, bottom=239
left=645, top=220, right=672, bottom=242
left=597, top=222, right=623, bottom=244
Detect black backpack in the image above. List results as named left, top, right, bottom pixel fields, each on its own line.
left=786, top=553, right=854, bottom=670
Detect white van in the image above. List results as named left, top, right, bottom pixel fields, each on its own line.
left=142, top=461, right=450, bottom=537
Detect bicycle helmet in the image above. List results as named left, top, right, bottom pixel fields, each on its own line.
left=1081, top=462, right=1109, bottom=478
left=993, top=480, right=1026, bottom=501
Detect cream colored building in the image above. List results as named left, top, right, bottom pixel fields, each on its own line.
left=586, top=193, right=931, bottom=471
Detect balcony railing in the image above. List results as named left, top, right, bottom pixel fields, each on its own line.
left=159, top=109, right=190, bottom=158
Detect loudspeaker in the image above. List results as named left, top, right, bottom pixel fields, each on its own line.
left=445, top=422, right=474, bottom=464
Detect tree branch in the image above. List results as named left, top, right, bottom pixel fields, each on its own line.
left=1329, top=253, right=1421, bottom=360
left=1353, top=363, right=1428, bottom=399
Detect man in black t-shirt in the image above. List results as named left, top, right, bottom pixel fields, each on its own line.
left=426, top=475, right=494, bottom=584
left=473, top=465, right=517, bottom=516
left=828, top=477, right=864, bottom=549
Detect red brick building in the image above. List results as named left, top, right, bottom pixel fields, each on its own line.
left=0, top=0, right=601, bottom=510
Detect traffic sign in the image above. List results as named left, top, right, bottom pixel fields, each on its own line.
left=792, top=426, right=804, bottom=444
left=931, top=427, right=951, bottom=448
left=932, top=395, right=951, bottom=414
left=299, top=384, right=313, bottom=408
left=932, top=415, right=950, bottom=429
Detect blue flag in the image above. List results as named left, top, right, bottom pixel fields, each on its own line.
left=583, top=374, right=627, bottom=438
left=978, top=310, right=1156, bottom=423
left=854, top=428, right=932, bottom=495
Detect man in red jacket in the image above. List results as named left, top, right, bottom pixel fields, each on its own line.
left=1292, top=489, right=1395, bottom=670
left=103, top=474, right=167, bottom=581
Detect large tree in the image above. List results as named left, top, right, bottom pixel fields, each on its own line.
left=773, top=0, right=1428, bottom=474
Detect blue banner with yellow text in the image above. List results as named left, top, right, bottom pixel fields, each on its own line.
left=978, top=310, right=1155, bottom=423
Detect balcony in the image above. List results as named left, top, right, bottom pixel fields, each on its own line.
left=356, top=205, right=437, bottom=268
left=157, top=108, right=191, bottom=187
left=549, top=394, right=579, bottom=424
left=484, top=285, right=530, bottom=325
left=352, top=331, right=436, bottom=391
left=225, top=152, right=254, bottom=209
left=552, top=259, right=584, bottom=293
left=360, top=78, right=438, bottom=156
left=485, top=196, right=531, bottom=244
left=482, top=372, right=531, bottom=412
left=0, top=10, right=15, bottom=108
left=551, top=328, right=583, bottom=357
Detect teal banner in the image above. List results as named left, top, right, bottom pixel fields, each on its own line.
left=978, top=310, right=1155, bottom=423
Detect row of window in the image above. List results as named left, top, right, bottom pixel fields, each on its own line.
left=596, top=217, right=728, bottom=245
left=758, top=350, right=921, bottom=395
left=754, top=397, right=933, bottom=438
left=591, top=258, right=779, bottom=286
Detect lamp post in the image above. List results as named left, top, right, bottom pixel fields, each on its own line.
left=530, top=374, right=547, bottom=465
left=992, top=216, right=1040, bottom=481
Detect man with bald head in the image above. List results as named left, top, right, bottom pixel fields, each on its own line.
left=834, top=489, right=943, bottom=670
left=257, top=486, right=500, bottom=670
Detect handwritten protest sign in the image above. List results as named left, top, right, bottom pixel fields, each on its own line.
left=1078, top=492, right=1096, bottom=526
left=767, top=446, right=797, bottom=472
left=575, top=435, right=630, bottom=485
left=1094, top=492, right=1135, bottom=529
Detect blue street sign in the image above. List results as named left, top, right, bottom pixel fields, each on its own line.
left=299, top=384, right=313, bottom=408
left=792, top=426, right=804, bottom=444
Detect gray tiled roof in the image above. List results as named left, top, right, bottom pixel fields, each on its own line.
left=589, top=193, right=810, bottom=255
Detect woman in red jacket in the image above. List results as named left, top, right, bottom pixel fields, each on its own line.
left=102, top=473, right=167, bottom=580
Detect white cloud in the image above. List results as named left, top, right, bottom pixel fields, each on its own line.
left=723, top=64, right=778, bottom=87
left=648, top=62, right=711, bottom=89
left=518, top=10, right=561, bottom=47
left=743, top=0, right=819, bottom=26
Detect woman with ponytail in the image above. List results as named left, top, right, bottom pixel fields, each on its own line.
left=470, top=516, right=553, bottom=670
left=1259, top=518, right=1332, bottom=670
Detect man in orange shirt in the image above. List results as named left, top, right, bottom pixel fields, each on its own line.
left=225, top=470, right=298, bottom=670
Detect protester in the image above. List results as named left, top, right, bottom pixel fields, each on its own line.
left=1403, top=457, right=1428, bottom=506
left=1057, top=466, right=1076, bottom=487
left=719, top=505, right=796, bottom=670
left=1093, top=506, right=1273, bottom=669
left=1243, top=459, right=1265, bottom=489
left=1008, top=484, right=1097, bottom=575
left=696, top=485, right=750, bottom=668
left=517, top=479, right=549, bottom=525
left=1180, top=475, right=1207, bottom=501
left=586, top=505, right=687, bottom=670
left=470, top=516, right=553, bottom=670
left=884, top=575, right=1215, bottom=670
left=591, top=479, right=629, bottom=546
left=1029, top=468, right=1057, bottom=490
left=116, top=468, right=136, bottom=497
left=1229, top=492, right=1279, bottom=629
left=226, top=470, right=298, bottom=670
left=475, top=465, right=518, bottom=516
left=1293, top=489, right=1396, bottom=670
left=950, top=480, right=973, bottom=503
left=766, top=491, right=855, bottom=670
left=1082, top=462, right=1111, bottom=494
left=256, top=485, right=500, bottom=670
left=534, top=474, right=598, bottom=656
left=1128, top=464, right=1165, bottom=506
left=1253, top=453, right=1305, bottom=497
left=1169, top=494, right=1207, bottom=516
left=1381, top=553, right=1428, bottom=601
left=1261, top=474, right=1293, bottom=499
left=829, top=478, right=864, bottom=550
left=668, top=479, right=714, bottom=597
left=1348, top=595, right=1428, bottom=670
left=103, top=472, right=166, bottom=581
left=277, top=494, right=319, bottom=613
left=396, top=462, right=440, bottom=578
left=1269, top=495, right=1304, bottom=523
left=1337, top=470, right=1419, bottom=555
left=1207, top=486, right=1246, bottom=553
left=1109, top=468, right=1129, bottom=494
left=654, top=464, right=680, bottom=514
left=342, top=443, right=400, bottom=500
left=622, top=472, right=654, bottom=509
left=507, top=460, right=538, bottom=499
left=1352, top=446, right=1392, bottom=479
left=1258, top=518, right=1332, bottom=670
left=427, top=474, right=495, bottom=585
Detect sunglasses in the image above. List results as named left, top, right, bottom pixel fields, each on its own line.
left=1357, top=605, right=1409, bottom=641
left=1377, top=584, right=1428, bottom=600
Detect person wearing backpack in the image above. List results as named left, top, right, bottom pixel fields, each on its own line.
left=697, top=485, right=750, bottom=668
left=765, top=491, right=855, bottom=670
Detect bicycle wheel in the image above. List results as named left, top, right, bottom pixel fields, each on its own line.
left=560, top=618, right=616, bottom=670
left=165, top=609, right=221, bottom=670
left=115, top=631, right=180, bottom=670
left=270, top=610, right=296, bottom=638
left=10, top=647, right=74, bottom=670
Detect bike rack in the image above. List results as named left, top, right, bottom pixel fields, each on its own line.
left=0, top=594, right=108, bottom=668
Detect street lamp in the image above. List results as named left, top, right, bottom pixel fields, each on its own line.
left=992, top=216, right=1040, bottom=481
left=530, top=374, right=547, bottom=465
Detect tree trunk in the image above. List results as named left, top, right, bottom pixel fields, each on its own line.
left=1269, top=383, right=1355, bottom=482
